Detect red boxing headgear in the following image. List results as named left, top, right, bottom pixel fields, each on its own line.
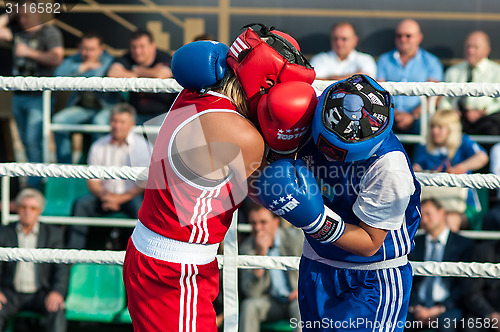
left=227, top=24, right=316, bottom=118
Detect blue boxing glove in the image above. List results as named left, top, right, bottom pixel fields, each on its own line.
left=256, top=159, right=345, bottom=244
left=171, top=40, right=229, bottom=90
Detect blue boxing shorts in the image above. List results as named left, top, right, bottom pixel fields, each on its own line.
left=297, top=256, right=412, bottom=332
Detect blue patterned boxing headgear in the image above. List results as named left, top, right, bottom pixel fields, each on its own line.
left=312, top=74, right=394, bottom=162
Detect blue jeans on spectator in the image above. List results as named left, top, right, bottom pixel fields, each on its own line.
left=66, top=193, right=142, bottom=250
left=11, top=93, right=44, bottom=188
left=52, top=106, right=111, bottom=163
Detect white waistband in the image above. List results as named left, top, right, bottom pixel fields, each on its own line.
left=131, top=220, right=219, bottom=265
left=303, top=239, right=408, bottom=270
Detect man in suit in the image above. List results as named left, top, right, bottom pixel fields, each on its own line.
left=438, top=31, right=500, bottom=135
left=0, top=188, right=69, bottom=332
left=239, top=203, right=303, bottom=332
left=461, top=239, right=500, bottom=332
left=407, top=198, right=474, bottom=332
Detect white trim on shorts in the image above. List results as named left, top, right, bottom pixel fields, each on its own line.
left=131, top=220, right=219, bottom=265
left=303, top=239, right=407, bottom=270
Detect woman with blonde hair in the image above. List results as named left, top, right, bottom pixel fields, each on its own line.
left=413, top=109, right=489, bottom=230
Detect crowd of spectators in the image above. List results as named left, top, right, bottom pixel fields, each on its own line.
left=0, top=4, right=500, bottom=330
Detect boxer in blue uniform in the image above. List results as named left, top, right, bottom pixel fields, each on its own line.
left=256, top=74, right=421, bottom=331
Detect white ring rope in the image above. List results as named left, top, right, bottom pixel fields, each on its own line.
left=417, top=172, right=500, bottom=190
left=0, top=163, right=147, bottom=181
left=0, top=76, right=183, bottom=93
left=3, top=76, right=500, bottom=97
left=410, top=261, right=500, bottom=279
left=0, top=248, right=498, bottom=278
left=0, top=248, right=124, bottom=265
left=1, top=163, right=500, bottom=190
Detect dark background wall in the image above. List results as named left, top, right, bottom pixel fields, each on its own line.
left=2, top=0, right=500, bottom=68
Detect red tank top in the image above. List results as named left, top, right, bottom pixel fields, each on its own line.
left=138, top=90, right=246, bottom=244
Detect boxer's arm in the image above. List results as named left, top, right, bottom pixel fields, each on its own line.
left=334, top=223, right=388, bottom=257
left=201, top=111, right=265, bottom=180
left=200, top=111, right=265, bottom=204
left=336, top=151, right=414, bottom=256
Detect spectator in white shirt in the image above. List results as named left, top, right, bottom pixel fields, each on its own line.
left=66, top=103, right=152, bottom=250
left=309, top=22, right=376, bottom=80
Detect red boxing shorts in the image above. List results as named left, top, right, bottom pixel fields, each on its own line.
left=123, top=238, right=220, bottom=332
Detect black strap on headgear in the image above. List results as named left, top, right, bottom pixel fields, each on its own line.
left=240, top=23, right=312, bottom=68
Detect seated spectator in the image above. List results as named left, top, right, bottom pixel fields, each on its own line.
left=0, top=3, right=64, bottom=188
left=482, top=142, right=500, bottom=231
left=377, top=19, right=443, bottom=133
left=66, top=103, right=152, bottom=250
left=107, top=29, right=176, bottom=124
left=309, top=22, right=376, bottom=80
left=412, top=109, right=489, bottom=231
left=0, top=188, right=69, bottom=332
left=439, top=31, right=500, bottom=135
left=239, top=203, right=303, bottom=332
left=53, top=30, right=119, bottom=164
left=461, top=238, right=500, bottom=332
left=406, top=198, right=474, bottom=332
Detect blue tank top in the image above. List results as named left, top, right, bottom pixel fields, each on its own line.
left=297, top=132, right=421, bottom=263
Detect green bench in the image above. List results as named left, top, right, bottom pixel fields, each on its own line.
left=261, top=319, right=294, bottom=331
left=43, top=177, right=129, bottom=219
left=43, top=177, right=89, bottom=216
left=65, top=264, right=126, bottom=323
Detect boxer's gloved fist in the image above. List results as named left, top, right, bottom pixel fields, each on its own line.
left=256, top=159, right=345, bottom=244
left=172, top=41, right=229, bottom=90
left=258, top=81, right=317, bottom=163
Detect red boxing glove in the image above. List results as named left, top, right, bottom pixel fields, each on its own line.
left=258, top=81, right=317, bottom=162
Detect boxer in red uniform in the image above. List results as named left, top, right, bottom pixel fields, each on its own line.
left=123, top=24, right=317, bottom=332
